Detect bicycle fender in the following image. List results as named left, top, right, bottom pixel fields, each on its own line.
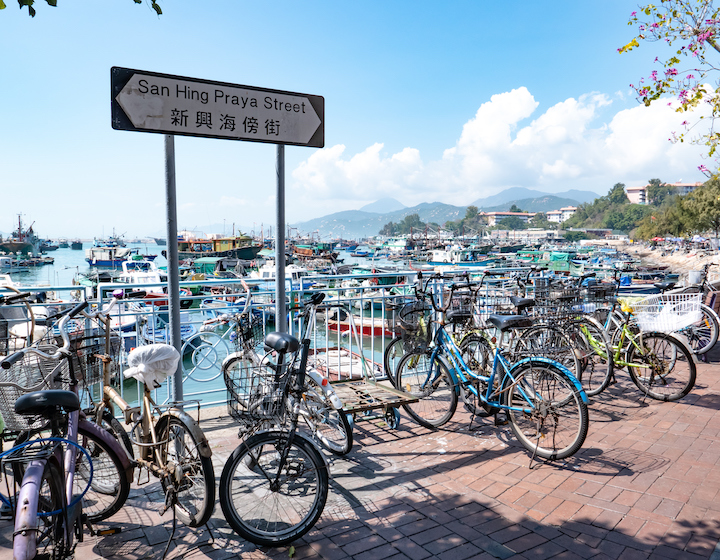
left=221, top=351, right=245, bottom=372
left=510, top=356, right=588, bottom=403
left=306, top=369, right=344, bottom=410
left=78, top=417, right=135, bottom=481
left=155, top=410, right=213, bottom=459
left=13, top=459, right=46, bottom=560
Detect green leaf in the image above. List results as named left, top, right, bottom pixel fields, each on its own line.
left=45, top=0, right=56, bottom=5
left=134, top=0, right=142, bottom=3
left=288, top=546, right=295, bottom=557
left=152, top=1, right=161, bottom=14
left=0, top=0, right=6, bottom=8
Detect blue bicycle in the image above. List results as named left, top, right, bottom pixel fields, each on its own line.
left=394, top=271, right=589, bottom=461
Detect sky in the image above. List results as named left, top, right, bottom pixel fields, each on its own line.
left=0, top=0, right=711, bottom=239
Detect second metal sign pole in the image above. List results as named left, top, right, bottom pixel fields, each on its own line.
left=275, top=144, right=287, bottom=332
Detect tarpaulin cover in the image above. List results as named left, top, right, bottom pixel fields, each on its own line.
left=124, top=343, right=180, bottom=388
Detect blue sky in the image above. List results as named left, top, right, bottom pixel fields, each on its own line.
left=0, top=0, right=709, bottom=238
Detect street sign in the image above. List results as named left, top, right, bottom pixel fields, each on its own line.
left=111, top=67, right=324, bottom=148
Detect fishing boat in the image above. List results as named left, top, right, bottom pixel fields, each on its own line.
left=0, top=256, right=29, bottom=273
left=426, top=244, right=494, bottom=266
left=248, top=261, right=315, bottom=290
left=140, top=310, right=198, bottom=344
left=70, top=240, right=83, bottom=250
left=176, top=231, right=262, bottom=260
left=0, top=215, right=40, bottom=255
left=85, top=242, right=157, bottom=267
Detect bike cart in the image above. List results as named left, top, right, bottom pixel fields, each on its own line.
left=310, top=310, right=418, bottom=430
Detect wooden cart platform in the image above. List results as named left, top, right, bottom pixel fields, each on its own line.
left=331, top=378, right=418, bottom=428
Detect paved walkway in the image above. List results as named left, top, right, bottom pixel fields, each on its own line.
left=3, top=352, right=720, bottom=560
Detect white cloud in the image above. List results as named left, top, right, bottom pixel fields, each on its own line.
left=290, top=86, right=709, bottom=216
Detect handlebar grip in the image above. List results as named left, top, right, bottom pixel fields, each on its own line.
left=309, top=292, right=326, bottom=305
left=1, top=351, right=25, bottom=370
left=67, top=301, right=89, bottom=318
left=483, top=270, right=505, bottom=276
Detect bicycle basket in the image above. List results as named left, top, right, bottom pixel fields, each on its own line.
left=69, top=328, right=122, bottom=387
left=224, top=360, right=287, bottom=428
left=0, top=349, right=69, bottom=432
left=235, top=314, right=264, bottom=348
left=446, top=291, right=474, bottom=324
left=631, top=292, right=702, bottom=333
left=393, top=301, right=431, bottom=351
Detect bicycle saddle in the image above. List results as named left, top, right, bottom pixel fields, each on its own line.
left=654, top=281, right=677, bottom=291
left=15, top=390, right=80, bottom=417
left=264, top=332, right=300, bottom=354
left=486, top=314, right=533, bottom=332
left=510, top=296, right=535, bottom=311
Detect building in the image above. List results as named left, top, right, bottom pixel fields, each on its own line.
left=625, top=182, right=703, bottom=204
left=482, top=211, right=536, bottom=227
left=547, top=206, right=577, bottom=223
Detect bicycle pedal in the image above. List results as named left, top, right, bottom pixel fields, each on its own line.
left=494, top=413, right=509, bottom=426
left=95, top=527, right=122, bottom=536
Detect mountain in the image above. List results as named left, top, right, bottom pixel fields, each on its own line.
left=359, top=198, right=406, bottom=213
left=291, top=202, right=464, bottom=240
left=289, top=188, right=604, bottom=239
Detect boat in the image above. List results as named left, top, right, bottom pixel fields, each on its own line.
left=0, top=215, right=40, bottom=255
left=248, top=261, right=315, bottom=290
left=152, top=237, right=167, bottom=246
left=70, top=240, right=83, bottom=250
left=426, top=244, right=494, bottom=266
left=307, top=347, right=383, bottom=381
left=176, top=231, right=262, bottom=260
left=0, top=256, right=29, bottom=273
left=140, top=311, right=198, bottom=344
left=85, top=242, right=157, bottom=267
left=321, top=307, right=393, bottom=338
left=58, top=239, right=69, bottom=249
left=39, top=240, right=59, bottom=252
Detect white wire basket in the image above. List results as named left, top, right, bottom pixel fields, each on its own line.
left=632, top=292, right=702, bottom=333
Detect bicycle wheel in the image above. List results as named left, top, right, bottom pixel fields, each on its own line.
left=679, top=303, right=719, bottom=355
left=563, top=317, right=613, bottom=397
left=76, top=424, right=131, bottom=522
left=395, top=351, right=457, bottom=429
left=15, top=458, right=67, bottom=560
left=503, top=360, right=589, bottom=461
left=458, top=333, right=498, bottom=417
left=626, top=332, right=696, bottom=401
left=383, top=336, right=405, bottom=386
left=157, top=416, right=216, bottom=527
left=302, top=376, right=353, bottom=455
left=514, top=325, right=581, bottom=381
left=219, top=431, right=329, bottom=547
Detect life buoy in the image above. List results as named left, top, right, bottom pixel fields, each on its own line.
left=370, top=277, right=379, bottom=285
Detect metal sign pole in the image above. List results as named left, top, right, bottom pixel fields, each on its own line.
left=275, top=144, right=287, bottom=332
left=164, top=134, right=183, bottom=401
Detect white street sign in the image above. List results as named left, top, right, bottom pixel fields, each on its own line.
left=111, top=67, right=324, bottom=147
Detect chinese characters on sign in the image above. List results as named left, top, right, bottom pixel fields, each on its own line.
left=111, top=67, right=324, bottom=148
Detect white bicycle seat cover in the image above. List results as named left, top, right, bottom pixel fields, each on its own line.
left=124, top=343, right=180, bottom=388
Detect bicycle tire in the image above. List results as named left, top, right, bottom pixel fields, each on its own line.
left=513, top=325, right=581, bottom=381
left=503, top=360, right=589, bottom=461
left=302, top=376, right=353, bottom=455
left=395, top=351, right=458, bottom=429
left=76, top=424, right=131, bottom=522
left=219, top=431, right=329, bottom=547
left=679, top=303, right=719, bottom=355
left=156, top=415, right=216, bottom=527
left=458, top=333, right=498, bottom=417
left=383, top=336, right=405, bottom=386
left=563, top=316, right=614, bottom=397
left=101, top=408, right=135, bottom=460
left=15, top=458, right=66, bottom=560
left=626, top=332, right=696, bottom=401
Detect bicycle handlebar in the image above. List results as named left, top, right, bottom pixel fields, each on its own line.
left=0, top=300, right=89, bottom=369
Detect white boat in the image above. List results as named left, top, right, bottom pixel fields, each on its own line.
left=248, top=261, right=314, bottom=290
left=0, top=256, right=29, bottom=273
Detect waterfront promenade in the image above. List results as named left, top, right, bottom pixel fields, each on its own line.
left=3, top=352, right=720, bottom=559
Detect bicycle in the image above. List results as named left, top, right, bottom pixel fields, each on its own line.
left=82, top=291, right=216, bottom=552
left=219, top=327, right=330, bottom=546
left=221, top=285, right=352, bottom=456
left=0, top=300, right=131, bottom=559
left=582, top=290, right=698, bottom=401
left=394, top=271, right=589, bottom=462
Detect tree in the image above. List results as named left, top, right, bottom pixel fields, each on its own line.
left=464, top=205, right=479, bottom=221
left=685, top=177, right=720, bottom=237
left=646, top=178, right=676, bottom=205
left=607, top=183, right=629, bottom=205
left=497, top=216, right=527, bottom=230
left=619, top=1, right=720, bottom=166
left=1, top=0, right=161, bottom=16
left=508, top=204, right=524, bottom=213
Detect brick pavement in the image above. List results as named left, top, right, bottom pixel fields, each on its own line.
left=2, top=352, right=720, bottom=559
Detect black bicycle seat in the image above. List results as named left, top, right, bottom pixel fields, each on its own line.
left=486, top=314, right=533, bottom=332
left=264, top=332, right=300, bottom=354
left=15, top=390, right=80, bottom=417
left=654, top=281, right=677, bottom=291
left=510, top=296, right=535, bottom=311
